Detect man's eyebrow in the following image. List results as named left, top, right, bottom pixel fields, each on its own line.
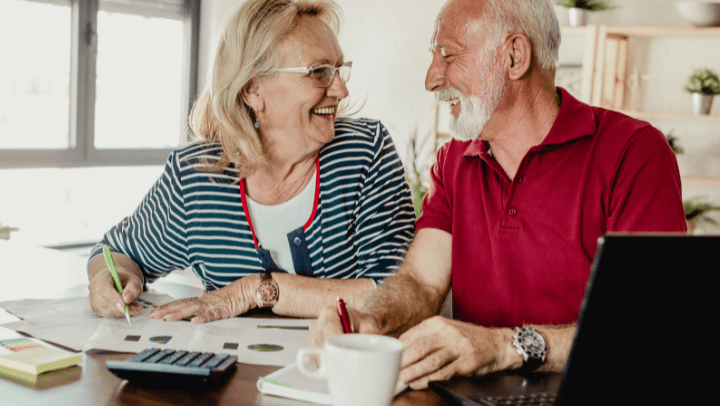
left=429, top=40, right=442, bottom=53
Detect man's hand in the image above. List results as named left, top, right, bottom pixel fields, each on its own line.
left=88, top=267, right=143, bottom=318
left=398, top=316, right=522, bottom=390
left=150, top=274, right=259, bottom=323
left=307, top=303, right=383, bottom=347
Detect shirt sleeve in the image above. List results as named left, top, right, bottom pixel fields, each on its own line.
left=416, top=142, right=453, bottom=234
left=88, top=151, right=190, bottom=283
left=607, top=124, right=687, bottom=233
left=351, top=121, right=416, bottom=283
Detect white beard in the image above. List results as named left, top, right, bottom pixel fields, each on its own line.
left=436, top=49, right=506, bottom=141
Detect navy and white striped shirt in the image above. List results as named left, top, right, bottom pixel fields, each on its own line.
left=89, top=117, right=416, bottom=291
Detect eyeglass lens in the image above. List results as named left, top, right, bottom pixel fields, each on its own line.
left=312, top=64, right=351, bottom=87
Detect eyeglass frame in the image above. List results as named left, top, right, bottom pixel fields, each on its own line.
left=271, top=61, right=352, bottom=88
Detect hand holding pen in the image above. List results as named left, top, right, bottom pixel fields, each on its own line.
left=336, top=297, right=354, bottom=334
left=103, top=245, right=132, bottom=325
left=87, top=246, right=143, bottom=321
left=307, top=298, right=385, bottom=349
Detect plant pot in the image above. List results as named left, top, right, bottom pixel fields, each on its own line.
left=568, top=8, right=588, bottom=27
left=692, top=93, right=714, bottom=115
left=686, top=220, right=697, bottom=235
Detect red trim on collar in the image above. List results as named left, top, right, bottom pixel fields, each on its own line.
left=302, top=158, right=321, bottom=230
left=239, top=157, right=320, bottom=249
left=239, top=179, right=259, bottom=249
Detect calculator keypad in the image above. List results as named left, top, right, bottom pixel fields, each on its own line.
left=106, top=348, right=238, bottom=386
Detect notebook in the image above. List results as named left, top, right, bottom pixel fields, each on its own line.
left=0, top=326, right=83, bottom=382
left=257, top=358, right=407, bottom=404
left=430, top=234, right=719, bottom=406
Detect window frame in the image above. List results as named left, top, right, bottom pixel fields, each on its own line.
left=0, top=0, right=200, bottom=168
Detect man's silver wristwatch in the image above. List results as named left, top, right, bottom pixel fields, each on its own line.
left=511, top=327, right=547, bottom=374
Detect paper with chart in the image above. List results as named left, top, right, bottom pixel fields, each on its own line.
left=0, top=296, right=103, bottom=352
left=84, top=292, right=313, bottom=366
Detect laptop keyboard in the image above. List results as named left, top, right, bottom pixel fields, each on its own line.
left=485, top=392, right=557, bottom=405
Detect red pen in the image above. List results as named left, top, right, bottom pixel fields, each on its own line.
left=336, top=297, right=353, bottom=334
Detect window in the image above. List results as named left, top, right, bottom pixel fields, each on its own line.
left=0, top=0, right=200, bottom=168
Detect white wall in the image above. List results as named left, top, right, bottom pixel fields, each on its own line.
left=198, top=0, right=720, bottom=232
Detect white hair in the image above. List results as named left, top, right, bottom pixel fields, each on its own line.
left=483, top=0, right=561, bottom=70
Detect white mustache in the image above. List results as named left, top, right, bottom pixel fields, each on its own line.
left=435, top=87, right=463, bottom=102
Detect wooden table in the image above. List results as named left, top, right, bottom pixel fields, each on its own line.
left=0, top=240, right=449, bottom=405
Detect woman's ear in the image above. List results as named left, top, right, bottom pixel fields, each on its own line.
left=241, top=78, right=263, bottom=113
left=502, top=33, right=532, bottom=81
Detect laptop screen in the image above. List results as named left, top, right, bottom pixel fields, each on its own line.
left=556, top=234, right=718, bottom=405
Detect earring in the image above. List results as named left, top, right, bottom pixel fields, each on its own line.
left=254, top=120, right=261, bottom=129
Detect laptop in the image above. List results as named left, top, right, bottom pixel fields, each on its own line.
left=430, top=234, right=719, bottom=406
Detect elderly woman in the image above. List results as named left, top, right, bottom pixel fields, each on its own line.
left=87, top=0, right=415, bottom=323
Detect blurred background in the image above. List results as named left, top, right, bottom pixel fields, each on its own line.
left=1, top=0, right=718, bottom=257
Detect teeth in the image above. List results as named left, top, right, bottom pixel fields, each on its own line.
left=313, top=106, right=335, bottom=115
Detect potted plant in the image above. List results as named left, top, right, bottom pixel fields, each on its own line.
left=683, top=197, right=720, bottom=234
left=666, top=134, right=720, bottom=233
left=665, top=133, right=684, bottom=155
left=0, top=223, right=19, bottom=240
left=685, top=68, right=720, bottom=115
left=404, top=135, right=430, bottom=218
left=555, top=0, right=615, bottom=27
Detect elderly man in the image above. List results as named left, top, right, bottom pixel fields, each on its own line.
left=309, top=0, right=686, bottom=390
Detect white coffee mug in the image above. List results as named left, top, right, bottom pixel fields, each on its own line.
left=296, top=334, right=404, bottom=406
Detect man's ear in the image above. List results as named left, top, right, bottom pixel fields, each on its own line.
left=503, top=33, right=532, bottom=81
left=241, top=78, right=263, bottom=113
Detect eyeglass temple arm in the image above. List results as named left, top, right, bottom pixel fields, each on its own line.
left=273, top=67, right=312, bottom=74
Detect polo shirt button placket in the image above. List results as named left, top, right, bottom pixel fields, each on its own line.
left=508, top=208, right=517, bottom=216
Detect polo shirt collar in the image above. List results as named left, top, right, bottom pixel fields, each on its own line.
left=463, top=87, right=597, bottom=158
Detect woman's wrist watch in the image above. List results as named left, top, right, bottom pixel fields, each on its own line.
left=511, top=327, right=547, bottom=373
left=256, top=273, right=279, bottom=308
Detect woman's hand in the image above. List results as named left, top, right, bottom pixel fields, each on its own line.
left=150, top=274, right=260, bottom=323
left=88, top=266, right=143, bottom=318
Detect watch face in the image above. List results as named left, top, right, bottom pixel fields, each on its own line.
left=258, top=281, right=278, bottom=302
left=520, top=329, right=546, bottom=358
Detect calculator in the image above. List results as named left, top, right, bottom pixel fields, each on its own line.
left=106, top=348, right=238, bottom=386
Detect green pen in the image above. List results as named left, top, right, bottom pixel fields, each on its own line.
left=103, top=245, right=132, bottom=325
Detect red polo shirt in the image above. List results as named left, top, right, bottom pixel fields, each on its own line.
left=417, top=88, right=686, bottom=328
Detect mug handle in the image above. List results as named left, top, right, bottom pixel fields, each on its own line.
left=296, top=348, right=326, bottom=379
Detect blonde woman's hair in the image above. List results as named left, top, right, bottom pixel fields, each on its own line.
left=189, top=0, right=342, bottom=178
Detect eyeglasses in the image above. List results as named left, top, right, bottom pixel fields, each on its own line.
left=272, top=61, right=352, bottom=88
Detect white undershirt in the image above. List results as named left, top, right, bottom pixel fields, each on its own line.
left=245, top=172, right=316, bottom=273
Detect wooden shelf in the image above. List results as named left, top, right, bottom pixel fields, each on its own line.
left=574, top=25, right=720, bottom=116
left=683, top=177, right=720, bottom=188
left=562, top=25, right=720, bottom=37
left=621, top=110, right=720, bottom=122
left=604, top=26, right=720, bottom=38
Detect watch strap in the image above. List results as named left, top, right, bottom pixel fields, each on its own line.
left=518, top=353, right=544, bottom=374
